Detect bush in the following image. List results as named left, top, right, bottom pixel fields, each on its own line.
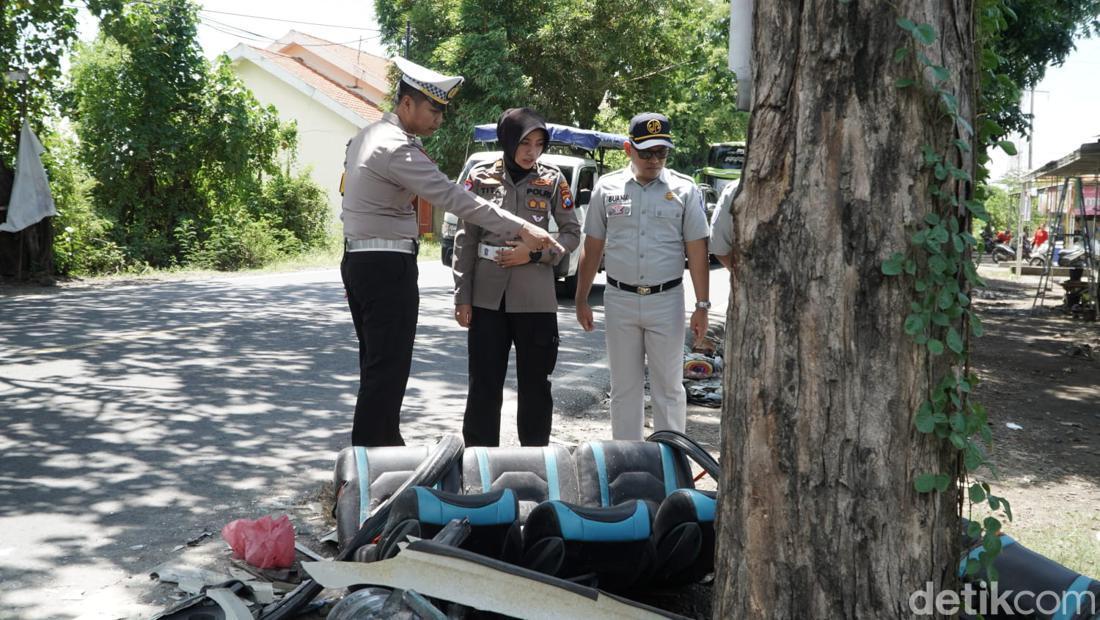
left=179, top=210, right=296, bottom=271
left=42, top=129, right=129, bottom=276
left=254, top=169, right=331, bottom=250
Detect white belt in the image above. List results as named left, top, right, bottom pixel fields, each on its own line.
left=478, top=243, right=508, bottom=260
left=346, top=238, right=417, bottom=254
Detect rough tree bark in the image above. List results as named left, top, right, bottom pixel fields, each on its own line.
left=715, top=1, right=973, bottom=617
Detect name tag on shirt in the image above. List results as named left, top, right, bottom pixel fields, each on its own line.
left=607, top=200, right=632, bottom=217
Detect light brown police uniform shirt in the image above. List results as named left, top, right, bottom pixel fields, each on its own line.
left=453, top=160, right=581, bottom=313
left=341, top=113, right=526, bottom=241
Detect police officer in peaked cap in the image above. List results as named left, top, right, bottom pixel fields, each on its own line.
left=340, top=57, right=563, bottom=447
left=574, top=112, right=711, bottom=440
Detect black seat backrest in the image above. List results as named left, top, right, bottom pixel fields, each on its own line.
left=333, top=446, right=460, bottom=549
left=573, top=441, right=693, bottom=507
left=461, top=446, right=579, bottom=522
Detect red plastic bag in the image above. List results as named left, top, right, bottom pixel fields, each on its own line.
left=221, top=514, right=296, bottom=569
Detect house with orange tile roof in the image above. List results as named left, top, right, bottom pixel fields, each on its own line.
left=226, top=31, right=390, bottom=219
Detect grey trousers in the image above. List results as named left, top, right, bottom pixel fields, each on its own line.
left=603, top=284, right=687, bottom=440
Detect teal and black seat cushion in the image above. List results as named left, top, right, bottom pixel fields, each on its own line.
left=378, top=486, right=522, bottom=563
left=521, top=499, right=655, bottom=592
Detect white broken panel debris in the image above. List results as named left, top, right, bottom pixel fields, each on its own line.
left=303, top=549, right=675, bottom=620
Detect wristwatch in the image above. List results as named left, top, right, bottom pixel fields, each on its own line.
left=528, top=250, right=543, bottom=263
left=695, top=300, right=712, bottom=310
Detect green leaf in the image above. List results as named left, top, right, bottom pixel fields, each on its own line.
left=949, top=166, right=972, bottom=181
left=929, top=255, right=947, bottom=273
left=965, top=446, right=984, bottom=470
left=934, top=162, right=947, bottom=180
left=950, top=412, right=967, bottom=432
left=914, top=473, right=937, bottom=492
left=924, top=213, right=941, bottom=226
left=930, top=65, right=950, bottom=82
left=896, top=17, right=917, bottom=32
left=927, top=339, right=944, bottom=355
left=998, top=140, right=1018, bottom=156
left=970, top=313, right=984, bottom=337
left=933, top=474, right=952, bottom=492
left=882, top=253, right=904, bottom=275
left=967, top=520, right=982, bottom=539
left=914, top=23, right=937, bottom=45
left=893, top=46, right=909, bottom=63
left=946, top=327, right=964, bottom=354
left=937, top=288, right=954, bottom=310
left=895, top=78, right=916, bottom=88
left=956, top=115, right=974, bottom=136
left=931, top=311, right=949, bottom=326
left=949, top=432, right=966, bottom=449
left=904, top=313, right=925, bottom=335
left=969, top=483, right=987, bottom=503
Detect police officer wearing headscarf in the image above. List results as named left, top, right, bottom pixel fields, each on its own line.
left=341, top=59, right=562, bottom=447
left=452, top=108, right=581, bottom=447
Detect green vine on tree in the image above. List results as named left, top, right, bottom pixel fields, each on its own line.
left=882, top=8, right=1017, bottom=583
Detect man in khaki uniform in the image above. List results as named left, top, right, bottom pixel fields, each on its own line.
left=341, top=58, right=561, bottom=447
left=452, top=108, right=581, bottom=447
left=575, top=112, right=711, bottom=440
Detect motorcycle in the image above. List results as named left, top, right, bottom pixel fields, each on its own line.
left=1027, top=241, right=1051, bottom=267
left=1058, top=243, right=1089, bottom=268
left=991, top=238, right=1031, bottom=264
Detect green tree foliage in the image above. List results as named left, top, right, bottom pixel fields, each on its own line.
left=67, top=0, right=314, bottom=268
left=0, top=0, right=121, bottom=164
left=981, top=0, right=1100, bottom=139
left=374, top=0, right=747, bottom=174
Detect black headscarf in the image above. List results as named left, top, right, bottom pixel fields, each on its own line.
left=497, top=107, right=548, bottom=183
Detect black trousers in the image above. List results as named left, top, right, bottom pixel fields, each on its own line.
left=463, top=304, right=559, bottom=447
left=341, top=251, right=418, bottom=447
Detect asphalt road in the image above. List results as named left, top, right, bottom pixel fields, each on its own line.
left=0, top=260, right=729, bottom=619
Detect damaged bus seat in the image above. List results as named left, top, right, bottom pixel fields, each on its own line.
left=376, top=487, right=523, bottom=564
left=651, top=489, right=717, bottom=586
left=519, top=441, right=702, bottom=591
left=331, top=439, right=719, bottom=593
left=522, top=498, right=655, bottom=591
left=333, top=445, right=460, bottom=551
left=461, top=446, right=579, bottom=522
left=573, top=441, right=714, bottom=587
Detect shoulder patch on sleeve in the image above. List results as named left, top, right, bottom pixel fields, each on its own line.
left=558, top=179, right=574, bottom=209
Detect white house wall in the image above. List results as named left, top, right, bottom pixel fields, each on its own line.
left=234, top=60, right=361, bottom=223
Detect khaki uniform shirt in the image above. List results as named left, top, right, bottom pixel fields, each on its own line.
left=709, top=180, right=738, bottom=257
left=341, top=113, right=525, bottom=241
left=584, top=166, right=709, bottom=285
left=453, top=160, right=581, bottom=313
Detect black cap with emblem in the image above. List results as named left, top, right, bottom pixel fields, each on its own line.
left=628, top=112, right=673, bottom=150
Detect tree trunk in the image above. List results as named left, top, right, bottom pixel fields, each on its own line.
left=715, top=1, right=972, bottom=617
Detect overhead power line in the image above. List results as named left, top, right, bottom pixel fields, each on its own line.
left=198, top=8, right=381, bottom=32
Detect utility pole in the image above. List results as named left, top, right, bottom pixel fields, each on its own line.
left=1014, top=88, right=1035, bottom=276
left=404, top=19, right=411, bottom=59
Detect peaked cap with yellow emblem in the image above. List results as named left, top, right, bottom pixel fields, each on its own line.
left=628, top=112, right=674, bottom=150
left=394, top=57, right=464, bottom=109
